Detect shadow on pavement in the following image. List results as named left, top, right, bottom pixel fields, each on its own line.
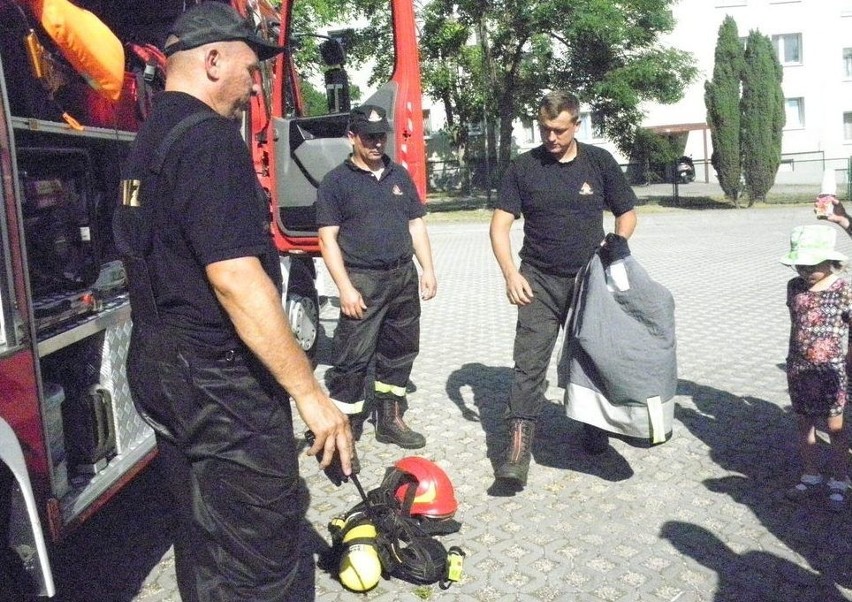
left=49, top=461, right=328, bottom=601
left=290, top=520, right=332, bottom=602
left=49, top=465, right=175, bottom=601
left=676, top=379, right=852, bottom=598
left=660, top=521, right=827, bottom=600
left=445, top=362, right=634, bottom=495
left=638, top=195, right=733, bottom=210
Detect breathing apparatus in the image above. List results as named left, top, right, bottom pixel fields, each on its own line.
left=314, top=436, right=465, bottom=593
left=329, top=510, right=382, bottom=592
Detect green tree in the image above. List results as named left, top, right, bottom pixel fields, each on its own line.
left=704, top=16, right=743, bottom=202
left=282, top=1, right=362, bottom=115
left=740, top=30, right=785, bottom=203
left=629, top=128, right=680, bottom=184
left=339, top=0, right=696, bottom=177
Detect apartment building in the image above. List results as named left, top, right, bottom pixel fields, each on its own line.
left=508, top=0, right=852, bottom=186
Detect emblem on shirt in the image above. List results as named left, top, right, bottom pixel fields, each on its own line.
left=579, top=182, right=594, bottom=196
left=392, top=184, right=404, bottom=196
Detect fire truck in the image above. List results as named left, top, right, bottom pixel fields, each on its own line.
left=0, top=0, right=425, bottom=596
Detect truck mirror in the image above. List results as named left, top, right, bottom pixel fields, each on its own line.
left=319, top=39, right=345, bottom=67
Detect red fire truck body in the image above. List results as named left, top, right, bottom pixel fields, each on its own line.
left=0, top=0, right=425, bottom=596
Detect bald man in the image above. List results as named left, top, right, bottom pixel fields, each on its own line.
left=115, top=4, right=352, bottom=599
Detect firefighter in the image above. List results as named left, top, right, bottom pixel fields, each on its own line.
left=115, top=4, right=353, bottom=600
left=490, top=90, right=638, bottom=489
left=316, top=104, right=437, bottom=449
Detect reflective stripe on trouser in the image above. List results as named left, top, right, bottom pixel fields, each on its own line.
left=375, top=381, right=406, bottom=397
left=128, top=326, right=305, bottom=601
left=325, top=261, right=420, bottom=413
left=507, top=262, right=575, bottom=421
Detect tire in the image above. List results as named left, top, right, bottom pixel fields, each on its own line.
left=285, top=257, right=320, bottom=361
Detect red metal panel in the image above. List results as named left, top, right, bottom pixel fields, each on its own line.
left=390, top=0, right=427, bottom=203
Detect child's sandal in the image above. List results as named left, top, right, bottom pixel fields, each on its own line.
left=785, top=475, right=823, bottom=501
left=827, top=478, right=849, bottom=513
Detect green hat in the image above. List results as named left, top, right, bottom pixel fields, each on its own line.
left=780, top=225, right=847, bottom=266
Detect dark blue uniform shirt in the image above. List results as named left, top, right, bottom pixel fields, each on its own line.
left=497, top=142, right=636, bottom=277
left=315, top=156, right=426, bottom=269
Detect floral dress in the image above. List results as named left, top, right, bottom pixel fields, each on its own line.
left=786, top=276, right=852, bottom=417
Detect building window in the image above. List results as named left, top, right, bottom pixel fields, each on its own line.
left=520, top=119, right=537, bottom=144
left=577, top=111, right=603, bottom=141
left=785, top=98, right=805, bottom=129
left=845, top=112, right=852, bottom=141
left=844, top=48, right=852, bottom=78
left=772, top=33, right=802, bottom=65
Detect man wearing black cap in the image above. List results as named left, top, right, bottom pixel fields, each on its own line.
left=116, top=3, right=353, bottom=599
left=316, top=104, right=437, bottom=450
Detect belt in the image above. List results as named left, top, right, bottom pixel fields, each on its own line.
left=346, top=256, right=411, bottom=271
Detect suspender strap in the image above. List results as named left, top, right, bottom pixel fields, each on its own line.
left=151, top=111, right=219, bottom=175
left=119, top=111, right=218, bottom=325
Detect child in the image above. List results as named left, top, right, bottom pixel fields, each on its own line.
left=781, top=225, right=852, bottom=511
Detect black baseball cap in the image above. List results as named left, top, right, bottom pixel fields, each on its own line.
left=348, top=104, right=393, bottom=135
left=163, top=2, right=285, bottom=61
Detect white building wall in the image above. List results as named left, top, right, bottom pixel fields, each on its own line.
left=589, top=0, right=852, bottom=183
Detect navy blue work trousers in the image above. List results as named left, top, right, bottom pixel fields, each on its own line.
left=507, top=262, right=575, bottom=421
left=325, top=261, right=420, bottom=410
left=127, top=326, right=305, bottom=601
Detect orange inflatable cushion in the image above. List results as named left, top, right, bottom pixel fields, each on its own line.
left=31, top=0, right=125, bottom=101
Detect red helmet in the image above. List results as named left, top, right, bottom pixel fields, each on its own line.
left=393, top=457, right=458, bottom=520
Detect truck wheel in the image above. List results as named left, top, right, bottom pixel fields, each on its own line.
left=286, top=291, right=319, bottom=359
left=285, top=258, right=320, bottom=361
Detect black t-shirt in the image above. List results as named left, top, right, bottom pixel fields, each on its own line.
left=315, top=156, right=426, bottom=268
left=121, top=92, right=280, bottom=349
left=497, top=142, right=637, bottom=277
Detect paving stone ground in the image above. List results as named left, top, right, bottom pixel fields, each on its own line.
left=49, top=199, right=852, bottom=601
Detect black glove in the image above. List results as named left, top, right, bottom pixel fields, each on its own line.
left=600, top=233, right=630, bottom=267
left=304, top=430, right=352, bottom=486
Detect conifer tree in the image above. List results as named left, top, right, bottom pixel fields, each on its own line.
left=740, top=30, right=785, bottom=203
left=704, top=16, right=743, bottom=202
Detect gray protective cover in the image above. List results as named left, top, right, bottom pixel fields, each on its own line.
left=557, top=252, right=677, bottom=440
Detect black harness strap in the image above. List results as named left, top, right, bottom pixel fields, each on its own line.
left=118, top=111, right=219, bottom=325
left=151, top=111, right=219, bottom=175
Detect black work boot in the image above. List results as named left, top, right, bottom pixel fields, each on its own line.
left=375, top=393, right=426, bottom=449
left=495, top=419, right=536, bottom=487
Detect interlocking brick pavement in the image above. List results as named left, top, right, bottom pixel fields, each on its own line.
left=51, top=203, right=852, bottom=601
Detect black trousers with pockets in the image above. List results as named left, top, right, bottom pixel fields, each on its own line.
left=128, top=325, right=305, bottom=601
left=325, top=261, right=420, bottom=410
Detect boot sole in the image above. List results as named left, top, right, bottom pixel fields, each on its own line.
left=375, top=433, right=426, bottom=449
left=494, top=466, right=528, bottom=487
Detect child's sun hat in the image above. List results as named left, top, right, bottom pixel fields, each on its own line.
left=780, top=224, right=848, bottom=266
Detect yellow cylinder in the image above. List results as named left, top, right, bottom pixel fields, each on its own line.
left=338, top=522, right=381, bottom=592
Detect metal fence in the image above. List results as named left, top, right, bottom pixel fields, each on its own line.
left=427, top=154, right=852, bottom=199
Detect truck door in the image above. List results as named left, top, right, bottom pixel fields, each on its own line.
left=267, top=0, right=427, bottom=255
